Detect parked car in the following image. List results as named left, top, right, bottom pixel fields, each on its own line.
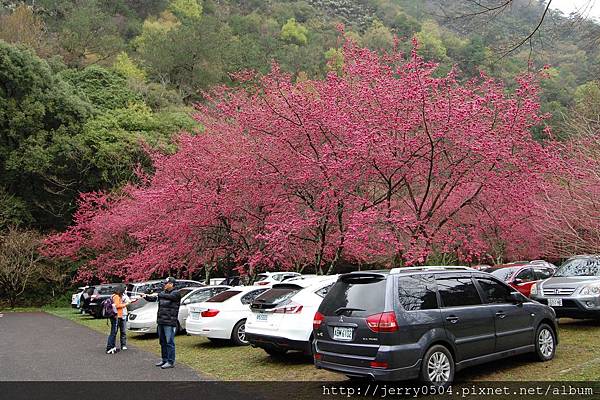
left=127, top=285, right=231, bottom=334
left=253, top=272, right=301, bottom=286
left=313, top=266, right=558, bottom=386
left=186, top=286, right=270, bottom=345
left=85, top=283, right=124, bottom=318
left=530, top=255, right=600, bottom=319
left=483, top=262, right=555, bottom=297
left=71, top=286, right=87, bottom=309
left=126, top=279, right=204, bottom=312
left=246, top=275, right=338, bottom=356
left=126, top=279, right=204, bottom=300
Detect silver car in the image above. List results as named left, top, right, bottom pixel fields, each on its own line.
left=127, top=285, right=231, bottom=334
left=531, top=255, right=600, bottom=318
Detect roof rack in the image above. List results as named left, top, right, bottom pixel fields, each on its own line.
left=389, top=266, right=471, bottom=274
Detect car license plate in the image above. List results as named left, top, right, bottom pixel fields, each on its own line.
left=548, top=298, right=563, bottom=307
left=333, top=326, right=353, bottom=341
left=256, top=313, right=268, bottom=322
left=190, top=312, right=199, bottom=320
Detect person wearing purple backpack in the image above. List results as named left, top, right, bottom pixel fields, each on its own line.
left=106, top=285, right=129, bottom=354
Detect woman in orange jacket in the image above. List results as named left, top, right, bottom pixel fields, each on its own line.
left=106, top=285, right=129, bottom=354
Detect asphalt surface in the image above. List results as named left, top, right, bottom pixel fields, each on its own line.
left=0, top=312, right=206, bottom=381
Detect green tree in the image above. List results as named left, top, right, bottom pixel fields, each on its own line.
left=168, top=0, right=202, bottom=21
left=60, top=65, right=139, bottom=112
left=0, top=41, right=92, bottom=229
left=362, top=19, right=394, bottom=52
left=113, top=52, right=147, bottom=81
left=281, top=18, right=309, bottom=46
left=414, top=20, right=447, bottom=62
left=57, top=0, right=125, bottom=66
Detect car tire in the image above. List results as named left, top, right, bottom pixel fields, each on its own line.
left=176, top=321, right=182, bottom=335
left=419, top=344, right=455, bottom=388
left=534, top=323, right=556, bottom=361
left=264, top=348, right=287, bottom=357
left=230, top=319, right=249, bottom=346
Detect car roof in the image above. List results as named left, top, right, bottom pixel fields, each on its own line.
left=339, top=266, right=476, bottom=279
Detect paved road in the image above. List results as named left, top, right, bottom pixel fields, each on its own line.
left=0, top=312, right=206, bottom=381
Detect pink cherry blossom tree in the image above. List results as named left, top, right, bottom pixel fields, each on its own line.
left=43, top=39, right=566, bottom=281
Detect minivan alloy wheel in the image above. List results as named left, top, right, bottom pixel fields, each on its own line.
left=427, top=351, right=451, bottom=383
left=538, top=328, right=554, bottom=358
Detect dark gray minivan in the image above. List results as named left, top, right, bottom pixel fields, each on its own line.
left=313, top=266, right=558, bottom=386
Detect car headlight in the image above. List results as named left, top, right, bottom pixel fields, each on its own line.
left=580, top=284, right=600, bottom=296
left=530, top=283, right=538, bottom=295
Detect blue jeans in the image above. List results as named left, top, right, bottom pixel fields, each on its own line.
left=106, top=317, right=127, bottom=351
left=158, top=324, right=176, bottom=364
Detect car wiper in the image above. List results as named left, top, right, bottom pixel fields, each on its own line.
left=335, top=307, right=365, bottom=315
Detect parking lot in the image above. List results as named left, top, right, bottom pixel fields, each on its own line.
left=39, top=308, right=600, bottom=382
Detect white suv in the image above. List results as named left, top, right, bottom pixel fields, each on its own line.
left=253, top=272, right=301, bottom=286
left=245, top=275, right=338, bottom=356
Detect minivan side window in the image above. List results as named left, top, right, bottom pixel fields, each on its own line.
left=476, top=278, right=512, bottom=304
left=397, top=275, right=438, bottom=311
left=436, top=277, right=482, bottom=307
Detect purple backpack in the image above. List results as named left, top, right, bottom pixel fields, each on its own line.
left=101, top=296, right=117, bottom=318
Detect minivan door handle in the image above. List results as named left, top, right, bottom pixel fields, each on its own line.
left=496, top=311, right=507, bottom=319
left=445, top=316, right=459, bottom=324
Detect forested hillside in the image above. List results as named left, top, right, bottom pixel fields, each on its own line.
left=1, top=0, right=598, bottom=232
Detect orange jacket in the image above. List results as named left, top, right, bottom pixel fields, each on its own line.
left=112, top=294, right=127, bottom=318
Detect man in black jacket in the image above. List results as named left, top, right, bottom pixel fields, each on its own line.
left=141, top=277, right=181, bottom=369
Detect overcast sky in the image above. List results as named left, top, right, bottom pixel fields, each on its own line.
left=550, top=0, right=600, bottom=20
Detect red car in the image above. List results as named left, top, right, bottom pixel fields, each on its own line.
left=483, top=262, right=555, bottom=297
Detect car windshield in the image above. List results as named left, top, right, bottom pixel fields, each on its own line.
left=554, top=258, right=600, bottom=277
left=178, top=288, right=194, bottom=298
left=489, top=267, right=521, bottom=282
left=97, top=286, right=116, bottom=295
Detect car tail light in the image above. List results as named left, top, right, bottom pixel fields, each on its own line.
left=369, top=361, right=389, bottom=369
left=366, top=312, right=398, bottom=332
left=201, top=309, right=220, bottom=317
left=313, top=311, right=324, bottom=330
left=314, top=353, right=323, bottom=360
left=273, top=301, right=303, bottom=314
left=256, top=281, right=269, bottom=286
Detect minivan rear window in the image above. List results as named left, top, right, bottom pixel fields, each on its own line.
left=320, top=275, right=387, bottom=317
left=207, top=290, right=241, bottom=302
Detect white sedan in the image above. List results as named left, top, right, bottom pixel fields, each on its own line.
left=127, top=286, right=230, bottom=334
left=245, top=275, right=338, bottom=356
left=186, top=286, right=270, bottom=345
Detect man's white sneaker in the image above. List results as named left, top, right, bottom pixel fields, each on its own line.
left=121, top=346, right=128, bottom=351
left=106, top=347, right=117, bottom=354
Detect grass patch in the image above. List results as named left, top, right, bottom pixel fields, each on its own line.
left=47, top=307, right=600, bottom=381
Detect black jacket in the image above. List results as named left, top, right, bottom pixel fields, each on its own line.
left=148, top=290, right=182, bottom=327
